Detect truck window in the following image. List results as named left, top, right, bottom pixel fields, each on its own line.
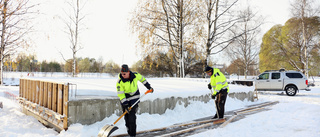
left=271, top=73, right=280, bottom=79
left=258, top=73, right=269, bottom=80
left=286, top=73, right=303, bottom=78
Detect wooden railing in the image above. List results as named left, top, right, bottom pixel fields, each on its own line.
left=18, top=78, right=69, bottom=132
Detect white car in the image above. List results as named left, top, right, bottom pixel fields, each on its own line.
left=255, top=69, right=310, bottom=96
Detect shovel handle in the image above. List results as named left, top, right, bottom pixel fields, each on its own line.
left=113, top=111, right=128, bottom=125
left=113, top=89, right=153, bottom=125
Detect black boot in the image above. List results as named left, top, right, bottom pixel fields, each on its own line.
left=212, top=114, right=218, bottom=119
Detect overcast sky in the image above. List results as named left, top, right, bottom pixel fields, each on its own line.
left=30, top=0, right=138, bottom=66
left=27, top=0, right=308, bottom=66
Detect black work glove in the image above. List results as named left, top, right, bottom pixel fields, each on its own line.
left=211, top=94, right=216, bottom=99
left=208, top=83, right=212, bottom=89
left=122, top=103, right=130, bottom=114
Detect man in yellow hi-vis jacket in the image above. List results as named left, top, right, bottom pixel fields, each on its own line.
left=116, top=64, right=153, bottom=136
left=205, top=66, right=229, bottom=119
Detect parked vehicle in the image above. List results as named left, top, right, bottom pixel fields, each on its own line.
left=255, top=69, right=310, bottom=96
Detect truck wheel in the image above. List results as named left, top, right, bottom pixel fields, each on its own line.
left=285, top=85, right=297, bottom=96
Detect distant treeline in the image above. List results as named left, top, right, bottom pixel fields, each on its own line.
left=2, top=53, right=267, bottom=78
left=4, top=54, right=120, bottom=76
left=5, top=52, right=318, bottom=78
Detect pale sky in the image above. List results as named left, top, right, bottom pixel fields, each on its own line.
left=27, top=0, right=302, bottom=66
left=31, top=0, right=139, bottom=66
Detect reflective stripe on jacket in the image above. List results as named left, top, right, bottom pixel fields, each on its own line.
left=210, top=68, right=229, bottom=95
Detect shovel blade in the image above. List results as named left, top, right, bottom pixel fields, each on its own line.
left=98, top=125, right=119, bottom=137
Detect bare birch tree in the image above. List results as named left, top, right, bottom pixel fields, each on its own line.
left=130, top=0, right=204, bottom=77
left=226, top=6, right=263, bottom=78
left=290, top=0, right=320, bottom=78
left=204, top=0, right=241, bottom=67
left=0, top=0, right=36, bottom=84
left=61, top=0, right=87, bottom=77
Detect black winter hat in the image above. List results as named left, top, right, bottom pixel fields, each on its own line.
left=121, top=64, right=130, bottom=72
left=204, top=66, right=213, bottom=73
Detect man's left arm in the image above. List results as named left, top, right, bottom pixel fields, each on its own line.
left=137, top=73, right=153, bottom=91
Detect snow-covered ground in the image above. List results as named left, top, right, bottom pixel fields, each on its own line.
left=0, top=72, right=319, bottom=137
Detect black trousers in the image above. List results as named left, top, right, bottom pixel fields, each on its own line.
left=215, top=89, right=228, bottom=118
left=122, top=105, right=138, bottom=136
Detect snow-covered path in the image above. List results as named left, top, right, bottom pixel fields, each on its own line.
left=191, top=92, right=320, bottom=137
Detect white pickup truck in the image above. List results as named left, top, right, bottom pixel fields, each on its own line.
left=255, top=69, right=310, bottom=96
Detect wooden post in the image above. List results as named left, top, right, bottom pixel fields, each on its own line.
left=48, top=83, right=52, bottom=110
left=39, top=81, right=44, bottom=106
left=20, top=79, right=24, bottom=98
left=19, top=79, right=22, bottom=97
left=52, top=84, right=58, bottom=112
left=63, top=83, right=69, bottom=129
left=22, top=79, right=25, bottom=98
left=57, top=84, right=63, bottom=115
left=44, top=82, right=48, bottom=108
left=26, top=80, right=29, bottom=101
left=24, top=79, right=27, bottom=99
left=21, top=79, right=23, bottom=98
left=30, top=80, right=33, bottom=102
left=36, top=81, right=40, bottom=104
left=28, top=80, right=32, bottom=102
left=32, top=80, right=36, bottom=103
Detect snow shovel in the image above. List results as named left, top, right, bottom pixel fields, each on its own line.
left=98, top=89, right=153, bottom=137
left=210, top=89, right=226, bottom=124
left=212, top=99, right=227, bottom=124
left=210, top=89, right=220, bottom=119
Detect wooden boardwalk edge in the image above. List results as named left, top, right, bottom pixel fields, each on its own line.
left=111, top=101, right=279, bottom=137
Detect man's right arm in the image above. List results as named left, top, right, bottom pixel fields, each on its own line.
left=116, top=80, right=128, bottom=105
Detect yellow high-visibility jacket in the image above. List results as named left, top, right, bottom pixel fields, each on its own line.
left=116, top=72, right=150, bottom=105
left=210, top=68, right=229, bottom=95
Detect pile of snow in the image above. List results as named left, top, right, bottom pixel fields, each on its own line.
left=0, top=73, right=319, bottom=137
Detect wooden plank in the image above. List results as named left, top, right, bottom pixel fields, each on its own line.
left=36, top=81, right=40, bottom=104
left=157, top=118, right=226, bottom=137
left=22, top=79, right=25, bottom=98
left=45, top=109, right=53, bottom=117
left=28, top=80, right=32, bottom=102
left=63, top=83, right=69, bottom=129
left=22, top=107, right=64, bottom=132
left=23, top=79, right=27, bottom=99
left=38, top=106, right=44, bottom=114
left=20, top=79, right=23, bottom=98
left=57, top=84, right=63, bottom=115
left=30, top=80, right=33, bottom=102
left=27, top=79, right=29, bottom=99
left=52, top=83, right=58, bottom=112
left=48, top=83, right=52, bottom=110
left=19, top=79, right=22, bottom=97
left=55, top=113, right=64, bottom=121
left=44, top=82, right=48, bottom=108
left=30, top=102, right=37, bottom=109
left=25, top=79, right=28, bottom=99
left=32, top=80, right=36, bottom=103
left=219, top=115, right=237, bottom=128
left=39, top=81, right=44, bottom=106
